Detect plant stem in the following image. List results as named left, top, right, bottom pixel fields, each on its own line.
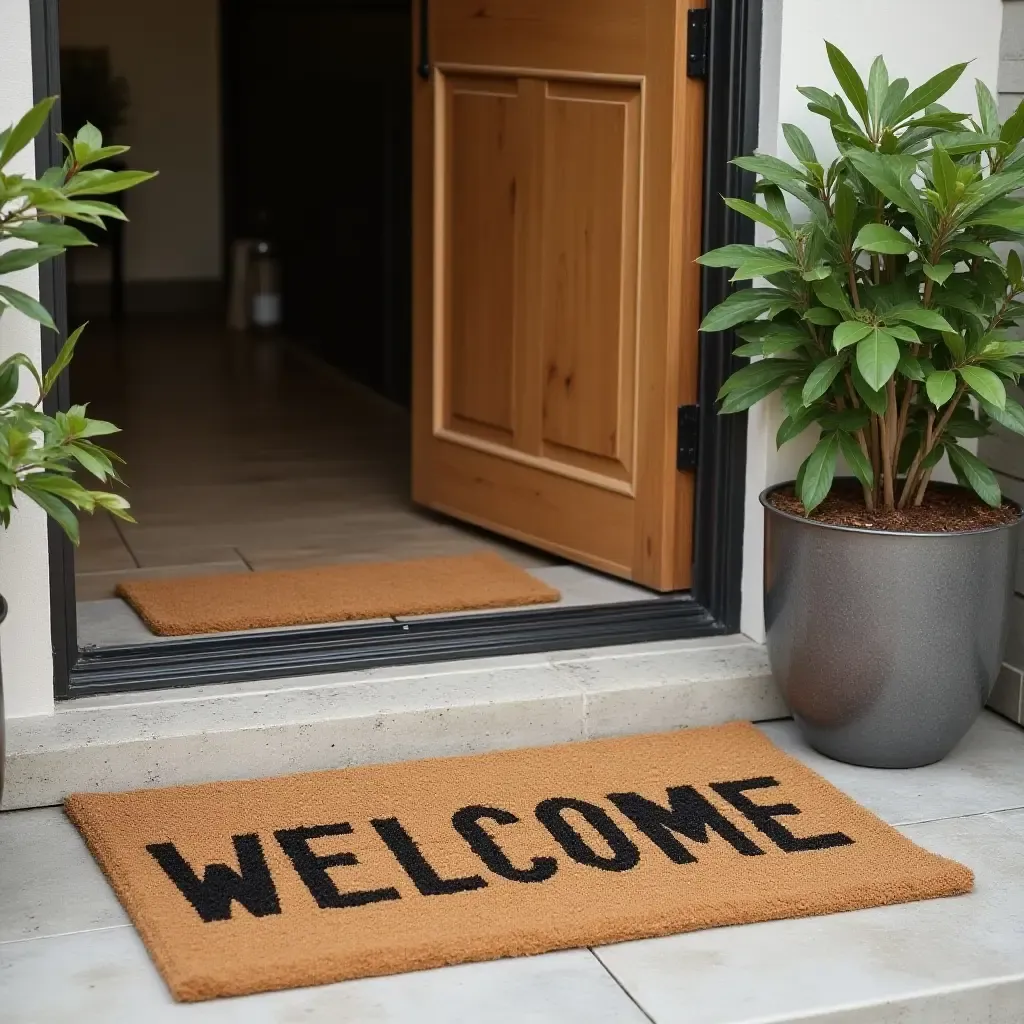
left=912, top=465, right=936, bottom=506
left=901, top=386, right=967, bottom=504
left=898, top=408, right=933, bottom=509
left=847, top=265, right=861, bottom=308
left=879, top=414, right=895, bottom=510
left=883, top=377, right=899, bottom=510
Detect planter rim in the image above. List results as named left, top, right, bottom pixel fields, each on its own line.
left=0, top=592, right=5, bottom=626
left=760, top=480, right=1024, bottom=539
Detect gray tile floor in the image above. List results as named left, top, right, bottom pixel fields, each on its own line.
left=71, top=321, right=670, bottom=648
left=76, top=564, right=661, bottom=647
left=2, top=713, right=1023, bottom=1023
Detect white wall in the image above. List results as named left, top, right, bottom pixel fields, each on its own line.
left=0, top=0, right=54, bottom=718
left=740, top=0, right=1005, bottom=641
left=983, top=0, right=1024, bottom=725
left=59, top=0, right=222, bottom=284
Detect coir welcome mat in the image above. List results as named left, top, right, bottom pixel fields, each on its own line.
left=115, top=551, right=559, bottom=635
left=66, top=722, right=973, bottom=1002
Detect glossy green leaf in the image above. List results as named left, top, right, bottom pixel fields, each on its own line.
left=893, top=62, right=969, bottom=123
left=799, top=432, right=840, bottom=513
left=18, top=483, right=80, bottom=543
left=700, top=289, right=790, bottom=333
left=802, top=355, right=846, bottom=405
left=722, top=197, right=793, bottom=239
left=695, top=244, right=770, bottom=268
left=925, top=369, right=957, bottom=407
left=851, top=361, right=889, bottom=414
left=0, top=96, right=55, bottom=169
left=980, top=396, right=1024, bottom=437
left=976, top=79, right=999, bottom=135
left=833, top=320, right=873, bottom=351
left=853, top=223, right=915, bottom=254
left=867, top=56, right=889, bottom=132
left=782, top=123, right=816, bottom=165
left=0, top=285, right=56, bottom=331
left=731, top=255, right=801, bottom=281
left=776, top=404, right=821, bottom=448
left=837, top=430, right=874, bottom=489
left=946, top=443, right=1002, bottom=507
left=856, top=328, right=900, bottom=391
left=812, top=276, right=854, bottom=313
left=5, top=221, right=92, bottom=247
left=889, top=307, right=955, bottom=333
left=825, top=42, right=870, bottom=124
left=0, top=246, right=64, bottom=275
left=42, top=324, right=85, bottom=396
left=959, top=365, right=1006, bottom=410
left=923, top=262, right=955, bottom=285
left=804, top=307, right=843, bottom=326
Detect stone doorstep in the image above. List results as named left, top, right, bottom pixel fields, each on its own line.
left=2, top=636, right=785, bottom=810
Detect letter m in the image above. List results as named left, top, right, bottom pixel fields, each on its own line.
left=608, top=786, right=765, bottom=863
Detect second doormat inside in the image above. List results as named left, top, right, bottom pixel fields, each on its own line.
left=115, top=551, right=560, bottom=635
left=66, top=721, right=973, bottom=1002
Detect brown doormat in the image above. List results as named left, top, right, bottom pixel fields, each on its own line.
left=115, top=551, right=560, bottom=635
left=65, top=722, right=972, bottom=1002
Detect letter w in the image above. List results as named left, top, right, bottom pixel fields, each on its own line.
left=608, top=787, right=765, bottom=863
left=147, top=834, right=282, bottom=923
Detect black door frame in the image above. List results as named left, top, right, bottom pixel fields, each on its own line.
left=31, top=0, right=761, bottom=698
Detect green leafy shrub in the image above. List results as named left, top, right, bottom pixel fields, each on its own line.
left=0, top=97, right=153, bottom=541
left=700, top=43, right=1024, bottom=513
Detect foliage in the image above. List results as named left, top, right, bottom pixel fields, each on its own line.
left=700, top=43, right=1024, bottom=513
left=0, top=97, right=154, bottom=542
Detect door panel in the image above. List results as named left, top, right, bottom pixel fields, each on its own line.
left=413, top=0, right=704, bottom=590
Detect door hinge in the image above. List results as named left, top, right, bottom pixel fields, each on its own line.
left=677, top=405, right=700, bottom=471
left=686, top=9, right=709, bottom=79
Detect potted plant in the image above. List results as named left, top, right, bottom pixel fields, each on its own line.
left=700, top=45, right=1024, bottom=768
left=0, top=98, right=153, bottom=802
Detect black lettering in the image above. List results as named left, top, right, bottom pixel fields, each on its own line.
left=146, top=834, right=281, bottom=923
left=452, top=805, right=558, bottom=883
left=535, top=797, right=640, bottom=872
left=608, top=786, right=764, bottom=862
left=710, top=777, right=854, bottom=853
left=371, top=817, right=487, bottom=895
left=274, top=823, right=401, bottom=909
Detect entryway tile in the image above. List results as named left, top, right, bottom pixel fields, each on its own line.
left=593, top=813, right=1024, bottom=1024
left=394, top=565, right=658, bottom=623
left=75, top=559, right=250, bottom=602
left=75, top=514, right=136, bottom=574
left=0, top=930, right=648, bottom=1024
left=0, top=808, right=127, bottom=942
left=758, top=713, right=1024, bottom=825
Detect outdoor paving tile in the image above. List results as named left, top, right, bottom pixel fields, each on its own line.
left=595, top=813, right=1024, bottom=1024
left=758, top=712, right=1024, bottom=825
left=0, top=807, right=127, bottom=942
left=0, top=935, right=649, bottom=1024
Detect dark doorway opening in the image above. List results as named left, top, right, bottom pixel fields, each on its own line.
left=222, top=0, right=412, bottom=405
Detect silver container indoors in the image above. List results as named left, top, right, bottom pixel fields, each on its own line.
left=762, top=481, right=1023, bottom=768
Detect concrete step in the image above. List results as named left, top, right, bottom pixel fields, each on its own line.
left=3, top=636, right=783, bottom=809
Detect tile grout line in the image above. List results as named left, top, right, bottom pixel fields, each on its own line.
left=893, top=802, right=1024, bottom=829
left=0, top=922, right=133, bottom=948
left=587, top=947, right=658, bottom=1024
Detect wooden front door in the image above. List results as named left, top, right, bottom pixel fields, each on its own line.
left=412, top=0, right=705, bottom=591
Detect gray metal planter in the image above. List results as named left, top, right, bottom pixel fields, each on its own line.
left=762, top=482, right=1023, bottom=768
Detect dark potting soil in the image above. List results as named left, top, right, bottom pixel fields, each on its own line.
left=769, top=481, right=1021, bottom=533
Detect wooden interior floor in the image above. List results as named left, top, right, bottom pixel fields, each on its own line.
left=72, top=318, right=659, bottom=647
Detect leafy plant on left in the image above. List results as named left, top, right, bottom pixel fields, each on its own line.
left=0, top=97, right=153, bottom=542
